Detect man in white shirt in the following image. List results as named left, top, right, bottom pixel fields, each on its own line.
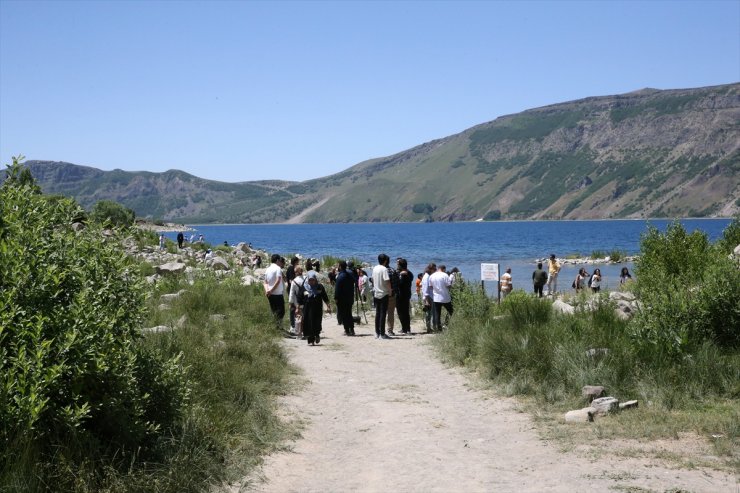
left=372, top=253, right=392, bottom=339
left=429, top=264, right=453, bottom=331
left=264, top=254, right=286, bottom=331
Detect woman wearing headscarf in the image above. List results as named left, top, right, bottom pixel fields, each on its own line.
left=299, top=271, right=331, bottom=346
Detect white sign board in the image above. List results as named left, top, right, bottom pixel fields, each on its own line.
left=480, top=263, right=500, bottom=282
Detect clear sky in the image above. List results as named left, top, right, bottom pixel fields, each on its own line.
left=1, top=0, right=738, bottom=182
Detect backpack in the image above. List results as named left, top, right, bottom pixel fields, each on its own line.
left=571, top=279, right=577, bottom=289
left=588, top=275, right=593, bottom=288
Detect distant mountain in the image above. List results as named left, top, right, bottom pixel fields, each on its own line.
left=6, top=83, right=739, bottom=222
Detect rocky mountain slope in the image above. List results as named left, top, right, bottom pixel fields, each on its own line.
left=8, top=83, right=739, bottom=222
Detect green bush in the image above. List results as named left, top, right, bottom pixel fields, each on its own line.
left=609, top=249, right=626, bottom=262
left=89, top=200, right=136, bottom=228
left=0, top=161, right=187, bottom=489
left=590, top=250, right=606, bottom=259
left=632, top=222, right=740, bottom=355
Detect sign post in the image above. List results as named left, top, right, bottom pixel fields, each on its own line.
left=480, top=263, right=500, bottom=303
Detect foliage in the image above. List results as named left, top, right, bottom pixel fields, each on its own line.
left=412, top=203, right=435, bottom=214
left=590, top=250, right=606, bottom=259
left=0, top=162, right=188, bottom=489
left=632, top=222, right=740, bottom=355
left=715, top=215, right=740, bottom=255
left=89, top=199, right=135, bottom=228
left=609, top=249, right=626, bottom=262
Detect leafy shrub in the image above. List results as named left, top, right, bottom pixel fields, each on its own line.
left=590, top=250, right=606, bottom=259
left=0, top=161, right=187, bottom=488
left=500, top=290, right=551, bottom=329
left=90, top=199, right=135, bottom=228
left=609, top=249, right=626, bottom=262
left=716, top=215, right=740, bottom=255
left=632, top=222, right=740, bottom=355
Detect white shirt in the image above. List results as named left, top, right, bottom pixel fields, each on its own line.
left=421, top=272, right=432, bottom=299
left=429, top=271, right=452, bottom=303
left=500, top=272, right=512, bottom=292
left=372, top=264, right=390, bottom=298
left=264, top=263, right=284, bottom=295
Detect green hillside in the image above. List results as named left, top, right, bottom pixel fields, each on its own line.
left=6, top=83, right=739, bottom=222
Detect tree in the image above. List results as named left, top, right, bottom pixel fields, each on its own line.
left=90, top=199, right=135, bottom=227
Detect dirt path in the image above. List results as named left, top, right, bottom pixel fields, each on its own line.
left=237, top=313, right=735, bottom=493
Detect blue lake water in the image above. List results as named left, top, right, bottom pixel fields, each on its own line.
left=163, top=219, right=732, bottom=293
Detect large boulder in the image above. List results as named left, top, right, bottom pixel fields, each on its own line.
left=591, top=396, right=620, bottom=416
left=582, top=385, right=606, bottom=402
left=208, top=257, right=230, bottom=271
left=552, top=299, right=575, bottom=315
left=609, top=291, right=636, bottom=302
left=235, top=242, right=252, bottom=254
left=156, top=262, right=187, bottom=275
left=564, top=407, right=596, bottom=423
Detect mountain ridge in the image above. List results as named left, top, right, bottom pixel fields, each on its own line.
left=5, top=82, right=739, bottom=222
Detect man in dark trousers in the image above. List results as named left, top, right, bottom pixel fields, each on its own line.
left=334, top=260, right=356, bottom=336
left=176, top=231, right=184, bottom=249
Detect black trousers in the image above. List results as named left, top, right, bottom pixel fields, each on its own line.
left=268, top=294, right=285, bottom=329
left=533, top=284, right=544, bottom=297
left=396, top=296, right=411, bottom=332
left=336, top=299, right=354, bottom=334
left=374, top=295, right=389, bottom=335
left=432, top=301, right=453, bottom=330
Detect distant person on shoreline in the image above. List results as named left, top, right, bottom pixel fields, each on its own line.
left=177, top=231, right=184, bottom=249
left=385, top=260, right=400, bottom=336
left=590, top=268, right=602, bottom=293
left=574, top=267, right=590, bottom=293
left=620, top=267, right=633, bottom=285
left=547, top=254, right=561, bottom=295
left=500, top=267, right=513, bottom=299
left=159, top=234, right=166, bottom=251
left=532, top=262, right=548, bottom=298
left=264, top=254, right=286, bottom=332
left=198, top=233, right=204, bottom=243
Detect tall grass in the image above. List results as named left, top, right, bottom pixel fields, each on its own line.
left=435, top=282, right=739, bottom=452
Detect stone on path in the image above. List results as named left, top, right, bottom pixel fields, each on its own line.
left=564, top=407, right=596, bottom=423
left=156, top=261, right=187, bottom=275
left=591, top=396, right=620, bottom=416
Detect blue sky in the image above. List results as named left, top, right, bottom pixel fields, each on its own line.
left=1, top=0, right=738, bottom=182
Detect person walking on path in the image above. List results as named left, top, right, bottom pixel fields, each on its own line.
left=429, top=264, right=453, bottom=331
left=286, top=257, right=300, bottom=330
left=547, top=254, right=561, bottom=295
left=532, top=262, right=548, bottom=298
left=396, top=258, right=413, bottom=334
left=299, top=271, right=331, bottom=346
left=334, top=260, right=356, bottom=336
left=288, top=266, right=305, bottom=337
left=264, top=254, right=287, bottom=332
left=500, top=267, right=513, bottom=299
left=176, top=231, right=184, bottom=249
left=372, top=254, right=392, bottom=339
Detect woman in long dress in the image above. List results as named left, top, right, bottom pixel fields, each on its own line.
left=299, top=271, right=330, bottom=346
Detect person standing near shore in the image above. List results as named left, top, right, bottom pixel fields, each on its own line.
left=421, top=263, right=436, bottom=332
left=264, top=254, right=287, bottom=332
left=176, top=231, right=184, bottom=249
left=334, top=260, right=356, bottom=336
left=532, top=262, right=548, bottom=298
left=575, top=267, right=590, bottom=293
left=372, top=254, right=392, bottom=339
left=590, top=268, right=602, bottom=293
left=429, top=264, right=453, bottom=331
left=385, top=261, right=400, bottom=336
left=547, top=254, right=561, bottom=295
left=396, top=258, right=413, bottom=334
left=500, top=267, right=513, bottom=299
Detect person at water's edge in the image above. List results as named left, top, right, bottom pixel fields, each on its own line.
left=177, top=231, right=184, bottom=249
left=547, top=254, right=561, bottom=295
left=532, top=262, right=548, bottom=298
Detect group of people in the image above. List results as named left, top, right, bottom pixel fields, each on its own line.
left=262, top=253, right=465, bottom=345
left=501, top=254, right=634, bottom=298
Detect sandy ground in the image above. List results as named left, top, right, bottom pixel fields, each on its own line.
left=235, top=312, right=737, bottom=493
